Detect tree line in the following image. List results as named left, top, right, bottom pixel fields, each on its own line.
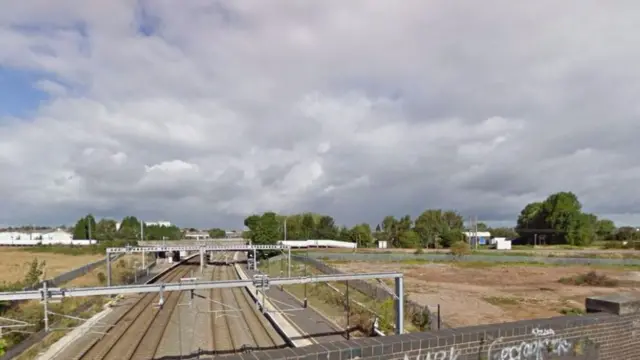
left=243, top=210, right=517, bottom=249
left=69, top=191, right=634, bottom=248
left=72, top=215, right=183, bottom=241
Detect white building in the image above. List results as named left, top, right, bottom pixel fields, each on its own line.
left=145, top=221, right=171, bottom=227
left=0, top=229, right=79, bottom=245
left=185, top=231, right=210, bottom=240
left=115, top=220, right=171, bottom=231
left=42, top=230, right=73, bottom=242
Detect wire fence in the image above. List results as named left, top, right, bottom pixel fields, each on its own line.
left=23, top=254, right=123, bottom=291
left=284, top=255, right=443, bottom=330
left=301, top=252, right=640, bottom=266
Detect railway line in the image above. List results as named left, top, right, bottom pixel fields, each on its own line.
left=209, top=259, right=286, bottom=355
left=65, top=253, right=285, bottom=360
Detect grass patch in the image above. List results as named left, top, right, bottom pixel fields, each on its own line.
left=483, top=296, right=520, bottom=306
left=558, top=271, right=619, bottom=287
left=559, top=307, right=585, bottom=316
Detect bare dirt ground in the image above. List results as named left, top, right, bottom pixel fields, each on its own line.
left=0, top=248, right=103, bottom=283
left=330, top=261, right=640, bottom=328
left=303, top=247, right=640, bottom=258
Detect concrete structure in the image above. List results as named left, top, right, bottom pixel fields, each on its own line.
left=184, top=231, right=210, bottom=240
left=377, top=240, right=388, bottom=249
left=105, top=244, right=292, bottom=284
left=221, top=292, right=640, bottom=359
left=278, top=240, right=357, bottom=249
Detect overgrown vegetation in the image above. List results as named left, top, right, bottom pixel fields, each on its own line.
left=560, top=307, right=585, bottom=316
left=558, top=271, right=619, bottom=287
left=450, top=241, right=471, bottom=258
left=20, top=240, right=137, bottom=256
left=0, top=256, right=141, bottom=353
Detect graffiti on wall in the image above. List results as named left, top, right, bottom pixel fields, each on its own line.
left=402, top=347, right=460, bottom=360
left=488, top=327, right=573, bottom=360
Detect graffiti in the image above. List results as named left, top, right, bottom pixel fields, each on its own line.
left=488, top=333, right=572, bottom=360
left=531, top=328, right=555, bottom=337
left=402, top=347, right=460, bottom=360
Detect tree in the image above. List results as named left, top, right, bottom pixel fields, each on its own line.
left=72, top=214, right=96, bottom=240
left=316, top=216, right=337, bottom=239
left=398, top=230, right=420, bottom=248
left=95, top=219, right=118, bottom=241
left=596, top=219, right=616, bottom=240
left=301, top=213, right=316, bottom=239
left=348, top=223, right=374, bottom=247
left=476, top=222, right=489, bottom=232
left=208, top=228, right=226, bottom=238
left=119, top=216, right=142, bottom=239
left=516, top=192, right=605, bottom=246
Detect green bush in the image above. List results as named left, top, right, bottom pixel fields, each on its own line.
left=559, top=271, right=618, bottom=287
left=96, top=272, right=107, bottom=285
left=450, top=241, right=471, bottom=258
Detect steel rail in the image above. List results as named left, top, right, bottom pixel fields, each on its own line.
left=74, top=264, right=195, bottom=360
left=0, top=272, right=403, bottom=301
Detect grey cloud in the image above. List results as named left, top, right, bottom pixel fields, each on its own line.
left=1, top=1, right=640, bottom=227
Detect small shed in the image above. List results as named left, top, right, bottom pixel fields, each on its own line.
left=377, top=240, right=388, bottom=249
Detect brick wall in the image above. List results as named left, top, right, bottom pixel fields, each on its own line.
left=220, top=293, right=640, bottom=359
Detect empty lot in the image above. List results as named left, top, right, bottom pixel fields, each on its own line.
left=0, top=247, right=103, bottom=284
left=328, top=260, right=640, bottom=327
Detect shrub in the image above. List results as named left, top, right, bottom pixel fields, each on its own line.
left=413, top=247, right=424, bottom=255
left=96, top=272, right=107, bottom=285
left=558, top=271, right=618, bottom=287
left=450, top=241, right=471, bottom=259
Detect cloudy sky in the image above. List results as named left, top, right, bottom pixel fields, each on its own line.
left=1, top=1, right=640, bottom=228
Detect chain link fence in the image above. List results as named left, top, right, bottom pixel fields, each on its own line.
left=288, top=255, right=443, bottom=330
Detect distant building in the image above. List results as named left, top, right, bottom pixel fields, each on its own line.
left=463, top=231, right=491, bottom=246
left=116, top=220, right=172, bottom=231
left=0, top=228, right=75, bottom=245
left=42, top=230, right=73, bottom=242
left=145, top=221, right=172, bottom=227
left=185, top=231, right=210, bottom=240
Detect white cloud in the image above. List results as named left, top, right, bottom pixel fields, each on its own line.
left=1, top=1, right=640, bottom=227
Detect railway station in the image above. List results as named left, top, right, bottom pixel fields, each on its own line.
left=0, top=245, right=405, bottom=359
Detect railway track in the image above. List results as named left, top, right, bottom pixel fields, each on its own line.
left=210, top=252, right=286, bottom=355
left=73, top=259, right=197, bottom=360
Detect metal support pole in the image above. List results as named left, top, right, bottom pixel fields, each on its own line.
left=106, top=253, right=112, bottom=287
left=253, top=249, right=257, bottom=270
left=199, top=248, right=204, bottom=274
left=303, top=252, right=308, bottom=308
left=394, top=276, right=404, bottom=335
left=345, top=280, right=350, bottom=340
left=42, top=281, right=49, bottom=332
left=287, top=247, right=291, bottom=278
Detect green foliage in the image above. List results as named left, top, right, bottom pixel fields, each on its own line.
left=208, top=228, right=226, bottom=238
left=72, top=214, right=96, bottom=239
left=450, top=241, right=471, bottom=258
left=24, top=258, right=46, bottom=287
left=516, top=191, right=615, bottom=246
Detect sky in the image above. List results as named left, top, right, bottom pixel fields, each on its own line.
left=1, top=1, right=640, bottom=229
